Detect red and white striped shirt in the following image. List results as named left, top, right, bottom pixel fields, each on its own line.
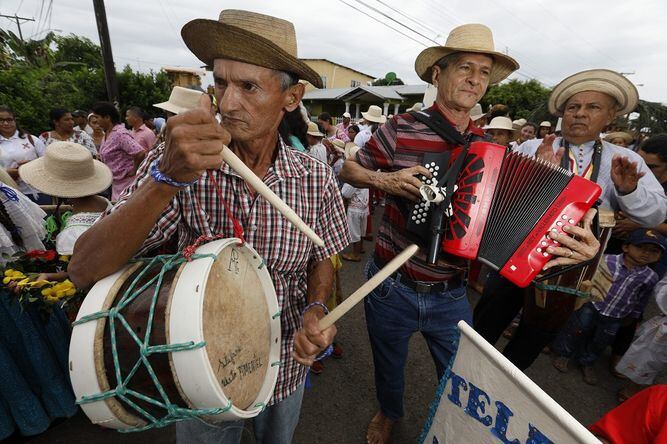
left=112, top=138, right=350, bottom=404
left=356, top=105, right=485, bottom=281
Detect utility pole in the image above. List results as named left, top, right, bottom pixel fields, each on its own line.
left=0, top=13, right=35, bottom=41
left=92, top=0, right=119, bottom=105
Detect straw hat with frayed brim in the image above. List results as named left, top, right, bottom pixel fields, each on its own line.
left=154, top=86, right=203, bottom=115
left=19, top=142, right=112, bottom=198
left=548, top=69, right=639, bottom=117
left=181, top=10, right=323, bottom=88
left=415, top=24, right=519, bottom=85
left=604, top=131, right=634, bottom=145
left=306, top=121, right=324, bottom=137
left=331, top=139, right=346, bottom=154
left=345, top=142, right=360, bottom=159
left=362, top=105, right=387, bottom=124
left=484, top=116, right=517, bottom=133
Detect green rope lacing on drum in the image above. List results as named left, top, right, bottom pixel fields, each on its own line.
left=534, top=282, right=591, bottom=298
left=72, top=252, right=234, bottom=433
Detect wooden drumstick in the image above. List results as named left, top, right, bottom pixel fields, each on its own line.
left=221, top=146, right=325, bottom=247
left=318, top=244, right=419, bottom=330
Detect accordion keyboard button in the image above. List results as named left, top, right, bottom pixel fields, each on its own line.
left=542, top=252, right=549, bottom=257
left=536, top=248, right=542, bottom=253
left=568, top=219, right=575, bottom=224
left=556, top=221, right=563, bottom=227
left=561, top=214, right=568, bottom=220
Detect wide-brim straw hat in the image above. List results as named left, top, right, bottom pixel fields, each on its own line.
left=345, top=142, right=360, bottom=159
left=306, top=121, right=324, bottom=137
left=484, top=116, right=516, bottom=132
left=19, top=142, right=112, bottom=198
left=331, top=138, right=346, bottom=154
left=470, top=103, right=485, bottom=121
left=0, top=168, right=18, bottom=189
left=604, top=131, right=634, bottom=145
left=181, top=10, right=323, bottom=88
left=362, top=105, right=386, bottom=124
left=415, top=24, right=519, bottom=85
left=154, top=86, right=203, bottom=115
left=548, top=69, right=639, bottom=117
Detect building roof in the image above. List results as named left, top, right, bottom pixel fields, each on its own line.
left=303, top=84, right=427, bottom=102
left=161, top=66, right=206, bottom=75
left=301, top=59, right=376, bottom=80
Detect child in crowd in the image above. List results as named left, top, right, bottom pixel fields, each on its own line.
left=551, top=228, right=664, bottom=385
left=340, top=144, right=369, bottom=262
left=614, top=274, right=667, bottom=401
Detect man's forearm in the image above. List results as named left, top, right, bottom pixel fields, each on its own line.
left=68, top=180, right=179, bottom=290
left=306, top=258, right=335, bottom=305
left=339, top=158, right=382, bottom=189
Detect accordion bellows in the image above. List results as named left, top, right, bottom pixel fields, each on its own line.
left=407, top=142, right=602, bottom=287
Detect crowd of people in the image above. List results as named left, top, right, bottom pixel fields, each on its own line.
left=0, top=8, right=666, bottom=444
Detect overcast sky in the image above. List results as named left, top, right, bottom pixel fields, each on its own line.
left=3, top=0, right=666, bottom=102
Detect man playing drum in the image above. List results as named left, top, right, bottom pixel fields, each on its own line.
left=474, top=69, right=667, bottom=370
left=69, top=9, right=349, bottom=443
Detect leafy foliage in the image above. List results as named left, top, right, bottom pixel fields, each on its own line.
left=481, top=79, right=552, bottom=122
left=0, top=31, right=171, bottom=134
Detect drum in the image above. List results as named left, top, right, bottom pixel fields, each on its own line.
left=524, top=209, right=616, bottom=330
left=69, top=238, right=281, bottom=430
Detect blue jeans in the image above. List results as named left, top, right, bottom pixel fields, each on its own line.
left=364, top=259, right=472, bottom=420
left=175, top=383, right=305, bottom=444
left=552, top=303, right=622, bottom=367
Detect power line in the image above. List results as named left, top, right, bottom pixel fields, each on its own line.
left=337, top=0, right=431, bottom=47
left=351, top=0, right=440, bottom=45
left=374, top=0, right=442, bottom=39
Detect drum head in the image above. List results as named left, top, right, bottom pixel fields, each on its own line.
left=202, top=243, right=271, bottom=410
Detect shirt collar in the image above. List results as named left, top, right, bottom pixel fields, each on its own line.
left=221, top=135, right=308, bottom=180
left=0, top=130, right=19, bottom=141
left=429, top=104, right=485, bottom=137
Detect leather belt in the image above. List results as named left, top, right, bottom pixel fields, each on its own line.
left=374, top=257, right=463, bottom=294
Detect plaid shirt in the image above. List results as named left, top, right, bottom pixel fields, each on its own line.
left=111, top=138, right=350, bottom=404
left=593, top=254, right=659, bottom=319
left=356, top=105, right=485, bottom=281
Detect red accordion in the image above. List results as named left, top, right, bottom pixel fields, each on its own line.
left=407, top=141, right=602, bottom=287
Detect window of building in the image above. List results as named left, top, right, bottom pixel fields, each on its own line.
left=351, top=79, right=361, bottom=87
left=320, top=76, right=327, bottom=88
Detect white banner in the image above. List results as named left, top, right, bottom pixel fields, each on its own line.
left=420, top=321, right=599, bottom=444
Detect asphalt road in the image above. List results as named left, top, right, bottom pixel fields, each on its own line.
left=21, top=212, right=664, bottom=444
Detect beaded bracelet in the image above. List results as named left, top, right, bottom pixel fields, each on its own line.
left=302, top=301, right=329, bottom=316
left=150, top=159, right=199, bottom=188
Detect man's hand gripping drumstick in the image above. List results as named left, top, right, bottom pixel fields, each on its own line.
left=293, top=245, right=419, bottom=367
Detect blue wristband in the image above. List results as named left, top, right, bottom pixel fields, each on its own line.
left=150, top=159, right=199, bottom=188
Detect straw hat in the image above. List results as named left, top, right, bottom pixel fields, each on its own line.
left=0, top=168, right=18, bottom=189
left=181, top=10, right=322, bottom=88
left=415, top=24, right=519, bottom=85
left=362, top=105, right=387, bottom=124
left=512, top=118, right=527, bottom=130
left=344, top=142, right=360, bottom=159
left=604, top=131, right=634, bottom=145
left=342, top=112, right=351, bottom=118
left=331, top=138, right=346, bottom=154
left=410, top=103, right=423, bottom=112
left=154, top=86, right=203, bottom=115
left=470, top=103, right=485, bottom=121
left=484, top=116, right=515, bottom=132
left=306, top=121, right=324, bottom=137
left=539, top=121, right=552, bottom=128
left=548, top=69, right=639, bottom=117
left=18, top=142, right=112, bottom=198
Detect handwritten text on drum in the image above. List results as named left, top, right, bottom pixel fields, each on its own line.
left=217, top=348, right=264, bottom=388
left=436, top=370, right=554, bottom=444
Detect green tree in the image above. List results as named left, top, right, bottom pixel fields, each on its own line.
left=481, top=79, right=552, bottom=122
left=0, top=32, right=172, bottom=133
left=371, top=77, right=405, bottom=86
